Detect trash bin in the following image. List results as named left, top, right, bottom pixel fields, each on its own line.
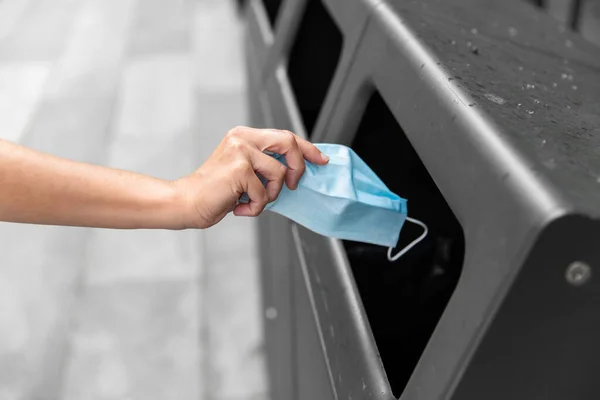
left=247, top=0, right=600, bottom=399
left=246, top=1, right=377, bottom=397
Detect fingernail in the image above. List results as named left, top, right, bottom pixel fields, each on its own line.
left=320, top=152, right=329, bottom=162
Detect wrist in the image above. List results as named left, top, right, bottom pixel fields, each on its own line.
left=170, top=177, right=210, bottom=230
left=133, top=178, right=187, bottom=230
left=163, top=179, right=189, bottom=230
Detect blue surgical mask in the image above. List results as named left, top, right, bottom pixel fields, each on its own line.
left=240, top=144, right=427, bottom=261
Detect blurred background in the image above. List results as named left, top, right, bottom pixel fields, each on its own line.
left=0, top=0, right=267, bottom=399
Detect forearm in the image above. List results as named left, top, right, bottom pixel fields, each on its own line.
left=0, top=139, right=183, bottom=229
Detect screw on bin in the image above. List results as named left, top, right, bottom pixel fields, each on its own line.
left=565, top=261, right=592, bottom=286
left=265, top=307, right=278, bottom=320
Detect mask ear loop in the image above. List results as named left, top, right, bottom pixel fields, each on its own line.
left=387, top=217, right=429, bottom=262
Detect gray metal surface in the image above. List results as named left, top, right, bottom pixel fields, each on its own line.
left=245, top=0, right=276, bottom=81
left=261, top=0, right=379, bottom=137
left=247, top=0, right=600, bottom=399
left=580, top=0, right=600, bottom=47
left=292, top=225, right=337, bottom=400
left=318, top=0, right=600, bottom=399
left=247, top=21, right=296, bottom=398
left=292, top=224, right=396, bottom=399
left=367, top=0, right=600, bottom=214
left=452, top=215, right=600, bottom=399
left=258, top=213, right=296, bottom=400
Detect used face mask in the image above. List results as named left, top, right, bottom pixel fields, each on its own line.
left=240, top=143, right=427, bottom=261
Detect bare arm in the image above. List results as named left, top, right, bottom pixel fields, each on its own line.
left=0, top=138, right=182, bottom=229
left=0, top=127, right=328, bottom=230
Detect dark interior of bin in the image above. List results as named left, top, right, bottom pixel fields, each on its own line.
left=344, top=92, right=465, bottom=397
left=287, top=0, right=342, bottom=137
left=262, top=0, right=283, bottom=27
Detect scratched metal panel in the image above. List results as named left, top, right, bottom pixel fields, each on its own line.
left=374, top=0, right=600, bottom=215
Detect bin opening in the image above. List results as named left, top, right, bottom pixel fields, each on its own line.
left=287, top=0, right=342, bottom=137
left=345, top=91, right=465, bottom=398
left=262, top=0, right=283, bottom=27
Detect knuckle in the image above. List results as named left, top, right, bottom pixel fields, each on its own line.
left=283, top=131, right=296, bottom=146
left=227, top=126, right=245, bottom=138
left=225, top=136, right=247, bottom=153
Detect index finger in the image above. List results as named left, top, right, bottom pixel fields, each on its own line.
left=230, top=127, right=329, bottom=189
left=292, top=134, right=329, bottom=165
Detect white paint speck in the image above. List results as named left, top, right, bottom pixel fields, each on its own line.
left=565, top=39, right=573, bottom=48
left=508, top=27, right=518, bottom=37
left=484, top=93, right=505, bottom=105
left=561, top=73, right=574, bottom=81
left=572, top=85, right=578, bottom=90
left=471, top=28, right=478, bottom=35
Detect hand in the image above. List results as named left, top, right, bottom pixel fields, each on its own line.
left=174, top=126, right=329, bottom=229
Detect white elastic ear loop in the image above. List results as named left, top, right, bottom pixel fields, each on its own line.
left=387, top=217, right=429, bottom=262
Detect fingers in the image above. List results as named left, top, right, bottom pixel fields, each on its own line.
left=273, top=131, right=305, bottom=190
left=248, top=148, right=287, bottom=202
left=227, top=126, right=328, bottom=190
left=233, top=170, right=269, bottom=217
left=294, top=135, right=329, bottom=165
left=241, top=128, right=305, bottom=189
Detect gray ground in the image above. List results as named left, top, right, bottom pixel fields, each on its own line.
left=0, top=1, right=267, bottom=399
